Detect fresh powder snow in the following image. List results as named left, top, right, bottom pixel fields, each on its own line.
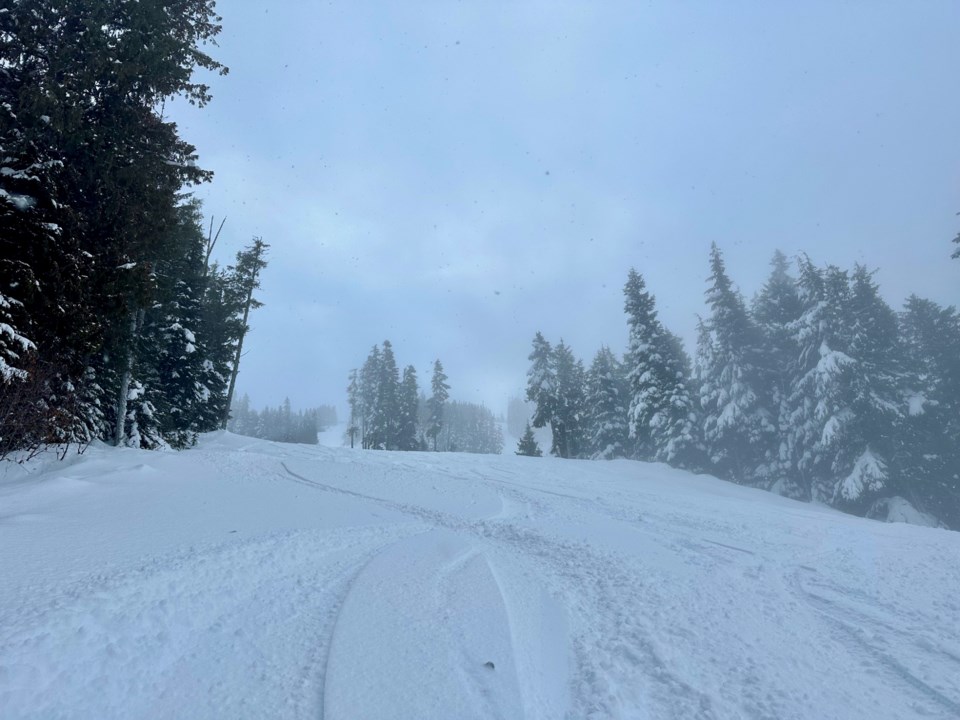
left=2, top=433, right=959, bottom=719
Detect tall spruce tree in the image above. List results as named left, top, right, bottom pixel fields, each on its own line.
left=696, top=244, right=776, bottom=484
left=221, top=238, right=269, bottom=429
left=367, top=340, right=400, bottom=450
left=551, top=340, right=587, bottom=459
left=584, top=347, right=629, bottom=460
left=1, top=0, right=230, bottom=453
left=897, top=296, right=960, bottom=527
left=752, top=251, right=803, bottom=491
left=427, top=359, right=450, bottom=451
left=623, top=269, right=700, bottom=467
left=397, top=365, right=420, bottom=451
left=525, top=332, right=555, bottom=445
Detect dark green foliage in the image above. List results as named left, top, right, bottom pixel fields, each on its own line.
left=516, top=423, right=543, bottom=457
left=584, top=347, right=629, bottom=460
left=426, top=359, right=450, bottom=451
left=696, top=244, right=776, bottom=484
left=896, top=297, right=960, bottom=527
left=0, top=0, right=245, bottom=456
left=525, top=333, right=587, bottom=459
left=397, top=366, right=421, bottom=451
left=623, top=269, right=701, bottom=468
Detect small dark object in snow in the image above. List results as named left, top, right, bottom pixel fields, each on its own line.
left=229, top=530, right=238, bottom=534
left=484, top=661, right=495, bottom=670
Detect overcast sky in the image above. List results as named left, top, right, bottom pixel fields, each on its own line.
left=170, top=1, right=960, bottom=417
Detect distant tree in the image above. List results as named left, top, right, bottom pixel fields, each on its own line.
left=397, top=365, right=420, bottom=451
left=516, top=422, right=543, bottom=457
left=358, top=345, right=382, bottom=448
left=221, top=238, right=269, bottom=429
left=506, top=395, right=533, bottom=438
left=367, top=340, right=400, bottom=450
left=426, top=359, right=450, bottom=451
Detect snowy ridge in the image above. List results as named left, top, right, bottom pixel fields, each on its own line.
left=1, top=433, right=959, bottom=719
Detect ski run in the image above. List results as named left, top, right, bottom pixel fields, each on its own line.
left=2, top=432, right=959, bottom=719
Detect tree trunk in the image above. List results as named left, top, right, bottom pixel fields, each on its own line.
left=114, top=309, right=144, bottom=446
left=221, top=282, right=255, bottom=430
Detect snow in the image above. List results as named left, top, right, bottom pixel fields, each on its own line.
left=2, top=433, right=959, bottom=719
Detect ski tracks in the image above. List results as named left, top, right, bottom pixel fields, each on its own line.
left=0, top=524, right=421, bottom=720
left=793, top=565, right=960, bottom=719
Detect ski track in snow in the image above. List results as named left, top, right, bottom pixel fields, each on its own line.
left=2, top=433, right=959, bottom=719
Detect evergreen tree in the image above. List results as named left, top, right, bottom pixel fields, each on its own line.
left=516, top=423, right=543, bottom=457
left=696, top=244, right=776, bottom=484
left=358, top=345, right=382, bottom=449
left=833, top=266, right=903, bottom=510
left=221, top=238, right=269, bottom=429
left=751, top=250, right=803, bottom=490
left=426, top=359, right=450, bottom=451
left=623, top=269, right=700, bottom=467
left=584, top=347, right=629, bottom=460
left=367, top=340, right=400, bottom=450
left=0, top=0, right=229, bottom=453
left=551, top=340, right=587, bottom=458
left=397, top=365, right=420, bottom=451
left=525, top=332, right=556, bottom=448
left=897, top=296, right=960, bottom=527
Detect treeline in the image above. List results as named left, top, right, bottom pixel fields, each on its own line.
left=347, top=342, right=502, bottom=454
left=527, top=245, right=960, bottom=529
left=1, top=1, right=265, bottom=456
left=227, top=396, right=337, bottom=445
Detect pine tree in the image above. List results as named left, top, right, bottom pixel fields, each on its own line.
left=898, top=296, right=960, bottom=527
left=584, top=347, right=629, bottom=460
left=832, top=266, right=903, bottom=510
left=696, top=244, right=776, bottom=484
left=525, top=332, right=555, bottom=446
left=623, top=269, right=700, bottom=467
left=551, top=340, right=587, bottom=458
left=516, top=422, right=543, bottom=457
left=397, top=365, right=420, bottom=451
left=358, top=345, right=382, bottom=449
left=752, top=250, right=804, bottom=491
left=426, top=359, right=450, bottom=451
left=367, top=340, right=400, bottom=450
left=221, top=238, right=269, bottom=429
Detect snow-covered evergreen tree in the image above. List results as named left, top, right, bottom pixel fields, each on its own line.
left=525, top=332, right=555, bottom=438
left=696, top=244, right=776, bottom=484
left=751, top=250, right=804, bottom=491
left=367, top=341, right=400, bottom=450
left=426, top=359, right=450, bottom=451
left=551, top=340, right=587, bottom=458
left=359, top=345, right=382, bottom=449
left=584, top=347, right=629, bottom=460
left=397, top=365, right=420, bottom=451
left=623, top=269, right=700, bottom=467
left=515, top=422, right=543, bottom=457
left=897, top=296, right=960, bottom=527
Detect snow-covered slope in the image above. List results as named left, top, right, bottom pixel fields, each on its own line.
left=2, top=434, right=958, bottom=719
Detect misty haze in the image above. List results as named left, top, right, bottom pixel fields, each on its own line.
left=2, top=2, right=959, bottom=719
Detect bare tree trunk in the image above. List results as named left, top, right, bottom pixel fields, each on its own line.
left=221, top=283, right=254, bottom=430
left=114, top=309, right=144, bottom=446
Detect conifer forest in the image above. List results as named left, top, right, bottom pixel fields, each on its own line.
left=2, top=1, right=959, bottom=532
left=1, top=1, right=268, bottom=454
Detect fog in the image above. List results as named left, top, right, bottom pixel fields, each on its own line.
left=171, top=2, right=960, bottom=415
